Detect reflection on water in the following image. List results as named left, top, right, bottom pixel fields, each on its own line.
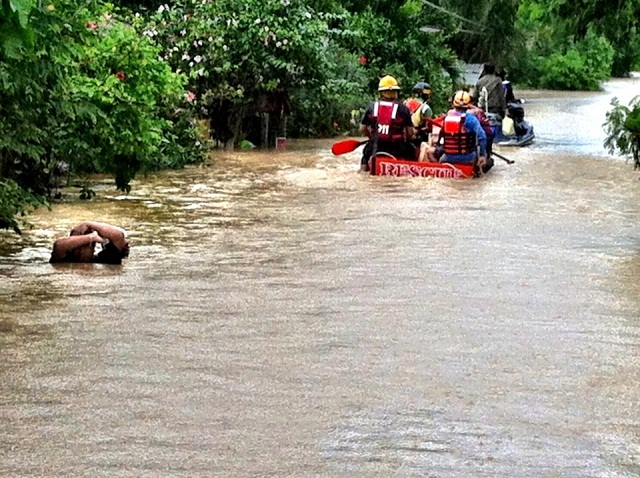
left=1, top=79, right=640, bottom=477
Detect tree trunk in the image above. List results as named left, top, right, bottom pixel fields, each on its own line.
left=261, top=112, right=270, bottom=148
left=225, top=111, right=244, bottom=151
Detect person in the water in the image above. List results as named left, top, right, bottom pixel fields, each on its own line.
left=50, top=221, right=129, bottom=264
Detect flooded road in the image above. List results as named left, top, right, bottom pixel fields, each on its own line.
left=1, top=78, right=640, bottom=477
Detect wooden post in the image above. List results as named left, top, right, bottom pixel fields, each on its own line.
left=261, top=112, right=270, bottom=148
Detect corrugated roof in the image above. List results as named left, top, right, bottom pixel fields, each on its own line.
left=460, top=63, right=484, bottom=87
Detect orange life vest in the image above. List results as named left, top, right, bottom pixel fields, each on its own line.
left=442, top=113, right=476, bottom=155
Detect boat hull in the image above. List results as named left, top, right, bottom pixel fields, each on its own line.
left=487, top=103, right=535, bottom=147
left=494, top=133, right=534, bottom=147
left=371, top=156, right=475, bottom=179
left=493, top=120, right=535, bottom=146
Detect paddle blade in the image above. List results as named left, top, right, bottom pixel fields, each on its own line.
left=331, top=139, right=366, bottom=155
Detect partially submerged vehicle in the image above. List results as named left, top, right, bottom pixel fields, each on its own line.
left=487, top=101, right=535, bottom=147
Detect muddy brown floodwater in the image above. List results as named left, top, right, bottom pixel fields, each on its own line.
left=1, top=77, right=640, bottom=477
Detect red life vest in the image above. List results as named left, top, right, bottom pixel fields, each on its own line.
left=442, top=112, right=476, bottom=155
left=404, top=98, right=422, bottom=114
left=372, top=100, right=405, bottom=142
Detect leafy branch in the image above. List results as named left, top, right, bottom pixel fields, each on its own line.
left=604, top=96, right=640, bottom=169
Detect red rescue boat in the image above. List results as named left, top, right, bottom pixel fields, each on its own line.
left=331, top=117, right=480, bottom=179
left=369, top=154, right=475, bottom=178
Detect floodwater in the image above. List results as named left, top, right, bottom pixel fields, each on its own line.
left=1, top=78, right=640, bottom=477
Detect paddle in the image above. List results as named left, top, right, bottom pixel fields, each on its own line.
left=369, top=119, right=378, bottom=172
left=331, top=139, right=368, bottom=155
left=426, top=116, right=444, bottom=129
left=492, top=151, right=515, bottom=164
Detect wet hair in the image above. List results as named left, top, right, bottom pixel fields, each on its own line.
left=94, top=240, right=129, bottom=264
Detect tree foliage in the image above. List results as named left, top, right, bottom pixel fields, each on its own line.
left=440, top=0, right=523, bottom=67
left=139, top=0, right=335, bottom=146
left=66, top=9, right=201, bottom=190
left=604, top=96, right=640, bottom=169
left=533, top=28, right=614, bottom=90
left=0, top=179, right=45, bottom=234
left=512, top=0, right=640, bottom=88
left=0, top=1, right=201, bottom=231
left=0, top=0, right=36, bottom=58
left=549, top=0, right=640, bottom=77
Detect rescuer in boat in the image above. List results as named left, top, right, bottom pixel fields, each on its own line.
left=50, top=221, right=130, bottom=264
left=428, top=91, right=487, bottom=170
left=468, top=91, right=494, bottom=171
left=405, top=81, right=434, bottom=144
left=359, top=75, right=416, bottom=172
left=405, top=81, right=434, bottom=122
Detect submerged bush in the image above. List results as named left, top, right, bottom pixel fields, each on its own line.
left=0, top=180, right=46, bottom=234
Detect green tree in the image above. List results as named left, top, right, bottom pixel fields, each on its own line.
left=0, top=0, right=44, bottom=232
left=550, top=0, right=640, bottom=77
left=513, top=0, right=640, bottom=87
left=0, top=0, right=36, bottom=58
left=532, top=27, right=614, bottom=90
left=437, top=0, right=523, bottom=68
left=0, top=179, right=45, bottom=233
left=0, top=1, right=201, bottom=232
left=65, top=10, right=201, bottom=191
left=141, top=0, right=334, bottom=148
left=604, top=96, right=640, bottom=169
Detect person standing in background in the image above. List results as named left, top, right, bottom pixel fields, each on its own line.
left=476, top=63, right=507, bottom=118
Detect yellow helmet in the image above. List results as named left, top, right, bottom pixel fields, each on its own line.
left=452, top=90, right=471, bottom=108
left=378, top=75, right=401, bottom=91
